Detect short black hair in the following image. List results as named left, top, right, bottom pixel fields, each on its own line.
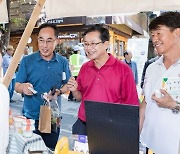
left=149, top=11, right=180, bottom=31
left=73, top=50, right=78, bottom=54
left=83, top=24, right=110, bottom=42
left=37, top=23, right=59, bottom=38
left=123, top=51, right=128, bottom=57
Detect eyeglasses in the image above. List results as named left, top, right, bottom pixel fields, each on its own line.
left=83, top=42, right=103, bottom=48
left=38, top=38, right=56, bottom=45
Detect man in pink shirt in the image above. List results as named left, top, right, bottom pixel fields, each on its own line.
left=67, top=24, right=139, bottom=135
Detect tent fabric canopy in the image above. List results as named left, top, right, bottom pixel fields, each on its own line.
left=44, top=0, right=180, bottom=19
left=0, top=0, right=8, bottom=24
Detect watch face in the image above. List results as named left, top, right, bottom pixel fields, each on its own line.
left=172, top=106, right=180, bottom=114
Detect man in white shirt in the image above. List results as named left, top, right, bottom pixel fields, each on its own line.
left=140, top=12, right=180, bottom=154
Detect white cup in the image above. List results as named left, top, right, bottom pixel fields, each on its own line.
left=154, top=89, right=162, bottom=98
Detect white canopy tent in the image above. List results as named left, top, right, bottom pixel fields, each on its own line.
left=0, top=0, right=8, bottom=24
left=44, top=0, right=180, bottom=19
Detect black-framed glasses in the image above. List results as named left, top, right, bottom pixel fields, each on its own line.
left=38, top=38, right=56, bottom=45
left=83, top=42, right=103, bottom=48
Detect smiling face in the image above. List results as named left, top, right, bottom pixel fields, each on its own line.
left=83, top=31, right=109, bottom=61
left=38, top=27, right=58, bottom=61
left=7, top=49, right=14, bottom=56
left=150, top=25, right=180, bottom=56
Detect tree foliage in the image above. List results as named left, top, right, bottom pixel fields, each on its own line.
left=10, top=17, right=27, bottom=27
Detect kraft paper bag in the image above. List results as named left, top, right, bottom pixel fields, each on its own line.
left=38, top=105, right=51, bottom=133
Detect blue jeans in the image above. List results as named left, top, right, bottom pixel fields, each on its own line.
left=8, top=78, right=15, bottom=101
left=34, top=120, right=60, bottom=150
left=72, top=118, right=87, bottom=135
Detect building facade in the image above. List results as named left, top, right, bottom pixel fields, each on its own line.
left=9, top=0, right=148, bottom=59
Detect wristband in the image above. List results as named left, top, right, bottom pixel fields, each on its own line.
left=172, top=101, right=180, bottom=114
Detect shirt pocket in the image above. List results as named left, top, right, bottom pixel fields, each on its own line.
left=51, top=72, right=63, bottom=86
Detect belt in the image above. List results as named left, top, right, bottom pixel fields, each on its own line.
left=78, top=118, right=86, bottom=125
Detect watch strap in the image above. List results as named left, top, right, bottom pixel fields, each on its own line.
left=172, top=101, right=180, bottom=114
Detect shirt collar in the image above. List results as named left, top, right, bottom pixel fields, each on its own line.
left=88, top=53, right=116, bottom=67
left=156, top=55, right=180, bottom=65
left=125, top=59, right=131, bottom=65
left=156, top=55, right=164, bottom=65
left=5, top=53, right=12, bottom=58
left=36, top=51, right=59, bottom=62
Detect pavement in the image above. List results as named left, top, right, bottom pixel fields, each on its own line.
left=10, top=91, right=80, bottom=139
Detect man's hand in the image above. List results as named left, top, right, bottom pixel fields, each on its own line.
left=67, top=77, right=82, bottom=101
left=67, top=77, right=78, bottom=92
left=152, top=89, right=176, bottom=109
left=22, top=83, right=34, bottom=95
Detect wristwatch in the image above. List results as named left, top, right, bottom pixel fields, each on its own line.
left=172, top=101, right=180, bottom=114
left=59, top=89, right=63, bottom=96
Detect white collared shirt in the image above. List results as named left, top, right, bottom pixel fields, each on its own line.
left=140, top=56, right=180, bottom=154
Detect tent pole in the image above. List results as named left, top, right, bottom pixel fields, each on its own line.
left=3, top=0, right=46, bottom=88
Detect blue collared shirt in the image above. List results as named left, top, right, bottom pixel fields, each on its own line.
left=123, top=59, right=138, bottom=85
left=16, top=51, right=71, bottom=119
left=2, top=53, right=16, bottom=79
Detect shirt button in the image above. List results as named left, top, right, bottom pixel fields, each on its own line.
left=48, top=67, right=50, bottom=69
left=97, top=78, right=99, bottom=80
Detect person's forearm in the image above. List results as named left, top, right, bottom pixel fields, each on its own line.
left=15, top=82, right=34, bottom=95
left=139, top=99, right=146, bottom=133
left=15, top=82, right=24, bottom=94
left=60, top=84, right=69, bottom=94
left=72, top=90, right=82, bottom=101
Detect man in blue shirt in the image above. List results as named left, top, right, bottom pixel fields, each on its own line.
left=15, top=23, right=71, bottom=149
left=2, top=45, right=16, bottom=102
left=123, top=50, right=138, bottom=85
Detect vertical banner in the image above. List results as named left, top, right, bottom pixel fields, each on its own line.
left=127, top=38, right=149, bottom=96
left=0, top=0, right=8, bottom=24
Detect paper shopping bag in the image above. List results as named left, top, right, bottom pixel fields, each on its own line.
left=38, top=105, right=51, bottom=133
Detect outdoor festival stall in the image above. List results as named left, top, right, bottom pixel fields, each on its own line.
left=1, top=0, right=180, bottom=153
left=2, top=0, right=180, bottom=88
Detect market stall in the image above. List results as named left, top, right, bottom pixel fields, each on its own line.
left=2, top=0, right=180, bottom=88
left=0, top=0, right=180, bottom=153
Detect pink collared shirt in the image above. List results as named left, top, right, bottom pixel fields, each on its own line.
left=77, top=54, right=139, bottom=122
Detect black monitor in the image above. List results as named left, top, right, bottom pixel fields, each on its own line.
left=85, top=100, right=139, bottom=154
